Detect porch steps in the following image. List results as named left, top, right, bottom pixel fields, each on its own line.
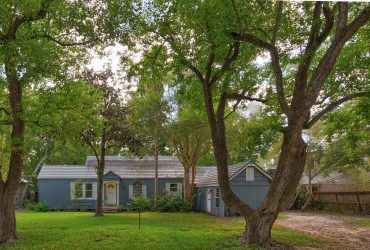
left=103, top=206, right=118, bottom=213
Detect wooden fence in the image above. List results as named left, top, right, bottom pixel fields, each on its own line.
left=310, top=191, right=370, bottom=215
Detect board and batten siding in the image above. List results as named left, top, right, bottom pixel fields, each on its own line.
left=119, top=178, right=183, bottom=205
left=38, top=178, right=97, bottom=210
left=196, top=166, right=270, bottom=216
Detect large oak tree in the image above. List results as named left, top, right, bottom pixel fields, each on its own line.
left=0, top=0, right=117, bottom=243
left=127, top=1, right=370, bottom=247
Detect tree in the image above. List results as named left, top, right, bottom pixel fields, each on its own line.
left=0, top=0, right=115, bottom=243
left=127, top=47, right=170, bottom=203
left=126, top=1, right=370, bottom=247
left=300, top=122, right=326, bottom=211
left=80, top=70, right=141, bottom=216
left=168, top=103, right=210, bottom=208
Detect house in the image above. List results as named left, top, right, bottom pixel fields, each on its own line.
left=38, top=156, right=184, bottom=211
left=38, top=156, right=272, bottom=215
left=195, top=162, right=272, bottom=216
left=300, top=171, right=370, bottom=193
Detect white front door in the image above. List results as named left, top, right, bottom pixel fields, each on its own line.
left=206, top=189, right=211, bottom=213
left=105, top=182, right=117, bottom=205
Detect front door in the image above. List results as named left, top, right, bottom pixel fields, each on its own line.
left=206, top=189, right=211, bottom=213
left=105, top=182, right=117, bottom=205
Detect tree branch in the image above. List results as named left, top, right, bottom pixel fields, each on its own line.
left=226, top=92, right=267, bottom=103
left=44, top=35, right=97, bottom=47
left=232, top=32, right=289, bottom=115
left=209, top=42, right=240, bottom=87
left=307, top=5, right=370, bottom=106
left=271, top=1, right=283, bottom=45
left=0, top=0, right=52, bottom=44
left=0, top=107, right=10, bottom=116
left=304, top=92, right=369, bottom=129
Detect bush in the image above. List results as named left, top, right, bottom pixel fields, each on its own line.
left=131, top=196, right=151, bottom=212
left=117, top=205, right=127, bottom=212
left=156, top=194, right=184, bottom=212
left=26, top=201, right=49, bottom=212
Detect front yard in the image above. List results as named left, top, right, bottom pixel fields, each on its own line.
left=1, top=211, right=334, bottom=250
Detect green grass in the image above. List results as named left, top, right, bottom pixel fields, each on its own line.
left=345, top=218, right=370, bottom=227
left=1, top=212, right=333, bottom=250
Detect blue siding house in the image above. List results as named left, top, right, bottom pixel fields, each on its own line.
left=194, top=162, right=272, bottom=216
left=38, top=157, right=271, bottom=216
left=38, top=156, right=184, bottom=211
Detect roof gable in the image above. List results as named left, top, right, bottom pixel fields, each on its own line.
left=196, top=161, right=272, bottom=187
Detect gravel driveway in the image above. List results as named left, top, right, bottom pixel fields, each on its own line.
left=275, top=211, right=370, bottom=250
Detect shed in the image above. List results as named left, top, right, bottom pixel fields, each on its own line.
left=195, top=161, right=272, bottom=216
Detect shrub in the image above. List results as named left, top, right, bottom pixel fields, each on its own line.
left=26, top=201, right=49, bottom=212
left=156, top=194, right=184, bottom=212
left=117, top=205, right=127, bottom=212
left=131, top=196, right=151, bottom=212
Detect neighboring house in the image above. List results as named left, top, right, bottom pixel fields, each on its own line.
left=195, top=162, right=272, bottom=216
left=38, top=156, right=272, bottom=216
left=300, top=171, right=370, bottom=193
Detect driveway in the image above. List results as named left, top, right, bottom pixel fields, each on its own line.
left=275, top=211, right=370, bottom=250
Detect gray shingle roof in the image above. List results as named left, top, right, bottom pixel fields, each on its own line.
left=196, top=161, right=272, bottom=186
left=38, top=156, right=184, bottom=179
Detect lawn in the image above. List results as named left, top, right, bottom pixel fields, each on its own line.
left=1, top=211, right=333, bottom=250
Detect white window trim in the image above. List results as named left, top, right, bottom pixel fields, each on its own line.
left=73, top=182, right=96, bottom=200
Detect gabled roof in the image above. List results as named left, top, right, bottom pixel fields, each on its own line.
left=196, top=161, right=272, bottom=187
left=300, top=171, right=343, bottom=185
left=38, top=156, right=184, bottom=179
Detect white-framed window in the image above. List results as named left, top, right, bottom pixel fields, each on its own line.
left=85, top=183, right=93, bottom=198
left=133, top=181, right=143, bottom=197
left=71, top=182, right=95, bottom=200
left=165, top=183, right=182, bottom=197
left=170, top=183, right=178, bottom=193
left=215, top=188, right=220, bottom=208
left=75, top=182, right=83, bottom=199
left=246, top=167, right=254, bottom=181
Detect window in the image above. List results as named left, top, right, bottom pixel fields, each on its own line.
left=246, top=167, right=254, bottom=181
left=215, top=188, right=220, bottom=208
left=133, top=181, right=143, bottom=197
left=75, top=183, right=83, bottom=199
left=85, top=183, right=93, bottom=198
left=170, top=184, right=178, bottom=192
left=72, top=182, right=94, bottom=200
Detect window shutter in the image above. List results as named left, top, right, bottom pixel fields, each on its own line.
left=129, top=185, right=133, bottom=199
left=177, top=183, right=183, bottom=197
left=142, top=185, right=147, bottom=197
left=93, top=182, right=97, bottom=200
left=165, top=183, right=170, bottom=193
left=70, top=182, right=75, bottom=200
left=246, top=167, right=254, bottom=181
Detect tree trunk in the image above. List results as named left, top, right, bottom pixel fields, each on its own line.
left=0, top=55, right=25, bottom=243
left=244, top=212, right=277, bottom=248
left=95, top=162, right=104, bottom=216
left=154, top=150, right=159, bottom=202
left=245, top=124, right=307, bottom=246
left=0, top=187, right=18, bottom=244
left=301, top=174, right=313, bottom=211
left=95, top=129, right=106, bottom=217
left=19, top=142, right=49, bottom=208
left=183, top=162, right=192, bottom=210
